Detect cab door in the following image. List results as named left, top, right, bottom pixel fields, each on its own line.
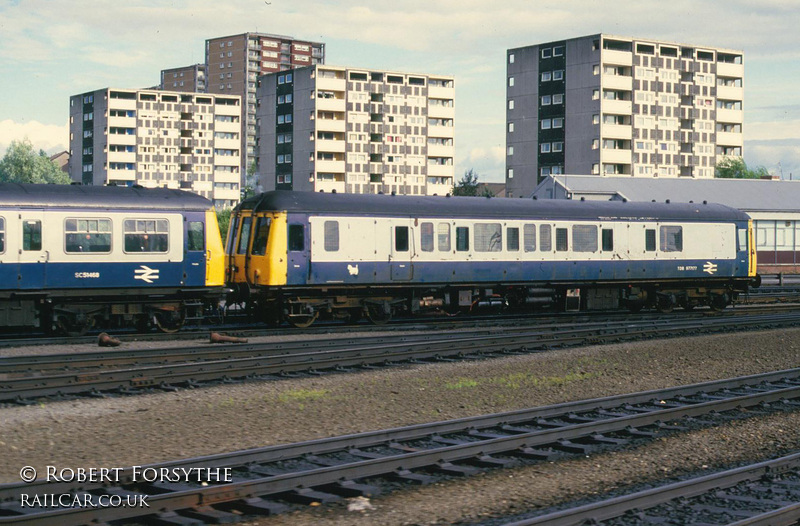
left=287, top=221, right=310, bottom=285
left=184, top=219, right=206, bottom=286
left=18, top=212, right=47, bottom=290
left=390, top=223, right=413, bottom=281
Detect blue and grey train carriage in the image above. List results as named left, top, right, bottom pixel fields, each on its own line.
left=226, top=191, right=758, bottom=327
left=0, top=183, right=225, bottom=334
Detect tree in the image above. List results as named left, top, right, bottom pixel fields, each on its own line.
left=714, top=157, right=770, bottom=179
left=0, top=138, right=72, bottom=184
left=216, top=208, right=232, bottom=241
left=452, top=168, right=480, bottom=196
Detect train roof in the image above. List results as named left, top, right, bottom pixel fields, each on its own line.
left=0, top=183, right=213, bottom=211
left=238, top=191, right=751, bottom=222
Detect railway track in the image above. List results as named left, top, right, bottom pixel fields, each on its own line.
left=4, top=310, right=800, bottom=404
left=501, top=453, right=800, bottom=525
left=2, top=368, right=800, bottom=525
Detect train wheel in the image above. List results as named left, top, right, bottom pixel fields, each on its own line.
left=656, top=295, right=674, bottom=314
left=287, top=312, right=319, bottom=328
left=56, top=314, right=94, bottom=337
left=709, top=294, right=729, bottom=312
left=625, top=299, right=643, bottom=313
left=366, top=302, right=392, bottom=325
left=153, top=309, right=186, bottom=333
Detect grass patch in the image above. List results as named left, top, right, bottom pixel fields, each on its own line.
left=444, top=378, right=480, bottom=390
left=278, top=388, right=329, bottom=403
left=490, top=371, right=599, bottom=389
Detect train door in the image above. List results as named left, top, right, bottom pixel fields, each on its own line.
left=183, top=219, right=206, bottom=286
left=287, top=221, right=309, bottom=285
left=247, top=214, right=272, bottom=285
left=17, top=212, right=46, bottom=289
left=390, top=222, right=413, bottom=281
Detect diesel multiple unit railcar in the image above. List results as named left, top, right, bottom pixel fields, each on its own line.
left=225, top=191, right=758, bottom=327
left=0, top=183, right=225, bottom=334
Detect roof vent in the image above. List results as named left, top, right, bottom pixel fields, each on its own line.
left=391, top=191, right=396, bottom=196
left=533, top=195, right=538, bottom=200
left=332, top=189, right=337, bottom=193
left=651, top=199, right=656, bottom=202
left=580, top=197, right=585, bottom=201
left=689, top=200, right=693, bottom=203
left=666, top=199, right=670, bottom=204
left=703, top=200, right=707, bottom=204
left=445, top=194, right=451, bottom=198
left=622, top=198, right=627, bottom=203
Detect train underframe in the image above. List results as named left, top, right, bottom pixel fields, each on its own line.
left=0, top=288, right=226, bottom=335
left=237, top=278, right=755, bottom=328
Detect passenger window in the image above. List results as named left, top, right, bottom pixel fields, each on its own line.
left=602, top=229, right=613, bottom=251
left=236, top=216, right=252, bottom=255
left=555, top=228, right=568, bottom=252
left=456, top=226, right=469, bottom=251
left=645, top=229, right=656, bottom=251
left=420, top=222, right=434, bottom=252
left=187, top=221, right=204, bottom=251
left=0, top=217, right=4, bottom=253
left=289, top=224, right=304, bottom=251
left=65, top=218, right=112, bottom=253
left=540, top=224, right=552, bottom=251
left=125, top=219, right=168, bottom=253
left=250, top=217, right=271, bottom=256
left=524, top=224, right=536, bottom=252
left=507, top=227, right=520, bottom=251
left=660, top=226, right=683, bottom=252
left=737, top=228, right=747, bottom=252
left=395, top=226, right=409, bottom=252
left=324, top=221, right=339, bottom=251
left=572, top=225, right=597, bottom=252
left=437, top=223, right=451, bottom=251
left=475, top=223, right=502, bottom=252
left=23, top=220, right=42, bottom=251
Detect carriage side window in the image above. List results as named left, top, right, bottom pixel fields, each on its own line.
left=645, top=229, right=656, bottom=251
left=236, top=216, right=252, bottom=255
left=324, top=221, right=339, bottom=251
left=555, top=227, right=568, bottom=251
left=602, top=228, right=614, bottom=251
left=737, top=228, right=747, bottom=252
left=187, top=221, right=204, bottom=251
left=250, top=217, right=271, bottom=256
left=395, top=226, right=409, bottom=252
left=475, top=223, right=502, bottom=252
left=540, top=224, right=552, bottom=251
left=456, top=226, right=469, bottom=251
left=437, top=223, right=451, bottom=251
left=572, top=225, right=597, bottom=252
left=289, top=224, right=304, bottom=251
left=0, top=217, right=6, bottom=253
left=507, top=227, right=520, bottom=251
left=523, top=224, right=536, bottom=252
left=124, top=219, right=168, bottom=253
left=420, top=222, right=434, bottom=252
left=65, top=218, right=112, bottom=253
left=23, top=220, right=42, bottom=251
left=660, top=225, right=683, bottom=252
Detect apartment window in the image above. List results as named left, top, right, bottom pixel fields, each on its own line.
left=553, top=94, right=563, bottom=105
left=592, top=139, right=600, bottom=149
left=553, top=70, right=564, bottom=80
left=592, top=164, right=599, bottom=174
left=592, top=114, right=600, bottom=125
left=592, top=89, right=600, bottom=100
left=508, top=99, right=515, bottom=110
left=541, top=48, right=551, bottom=58
left=553, top=46, right=564, bottom=56
left=553, top=117, right=563, bottom=128
left=508, top=77, right=515, bottom=87
left=541, top=95, right=551, bottom=106
left=541, top=143, right=551, bottom=153
left=507, top=168, right=514, bottom=179
left=508, top=53, right=515, bottom=64
left=593, top=64, right=600, bottom=75
left=541, top=71, right=552, bottom=82
left=508, top=122, right=514, bottom=133
left=507, top=146, right=514, bottom=155
left=541, top=119, right=551, bottom=130
left=552, top=141, right=563, bottom=152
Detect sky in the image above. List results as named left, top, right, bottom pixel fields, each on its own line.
left=1, top=0, right=799, bottom=182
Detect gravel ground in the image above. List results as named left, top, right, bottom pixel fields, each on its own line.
left=2, top=327, right=800, bottom=525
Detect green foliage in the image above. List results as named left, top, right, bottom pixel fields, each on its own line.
left=452, top=168, right=480, bottom=196
left=0, top=138, right=72, bottom=184
left=216, top=208, right=232, bottom=241
left=714, top=157, right=770, bottom=179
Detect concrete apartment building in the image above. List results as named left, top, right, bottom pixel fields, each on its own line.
left=255, top=65, right=456, bottom=195
left=505, top=34, right=744, bottom=198
left=160, top=64, right=207, bottom=93
left=68, top=88, right=242, bottom=208
left=204, top=32, right=325, bottom=181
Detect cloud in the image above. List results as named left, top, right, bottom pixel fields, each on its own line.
left=0, top=120, right=69, bottom=156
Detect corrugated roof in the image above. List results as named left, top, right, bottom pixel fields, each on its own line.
left=535, top=176, right=800, bottom=212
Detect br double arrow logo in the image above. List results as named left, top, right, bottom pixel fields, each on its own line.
left=134, top=265, right=160, bottom=283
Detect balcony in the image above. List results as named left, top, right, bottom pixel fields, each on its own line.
left=601, top=147, right=632, bottom=164
left=602, top=124, right=632, bottom=140
left=316, top=76, right=346, bottom=91
left=427, top=143, right=453, bottom=157
left=428, top=104, right=455, bottom=119
left=602, top=74, right=632, bottom=91
left=315, top=159, right=345, bottom=172
left=212, top=186, right=240, bottom=201
left=316, top=97, right=345, bottom=112
left=213, top=170, right=240, bottom=183
left=716, top=62, right=744, bottom=78
left=716, top=108, right=743, bottom=124
left=427, top=163, right=453, bottom=177
left=428, top=124, right=454, bottom=139
left=316, top=138, right=346, bottom=153
left=428, top=85, right=455, bottom=100
left=602, top=99, right=632, bottom=115
left=716, top=131, right=743, bottom=147
left=602, top=49, right=633, bottom=66
left=716, top=85, right=743, bottom=101
left=315, top=118, right=346, bottom=133
left=215, top=138, right=239, bottom=150
left=426, top=177, right=454, bottom=194
left=107, top=151, right=136, bottom=163
left=314, top=179, right=346, bottom=193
